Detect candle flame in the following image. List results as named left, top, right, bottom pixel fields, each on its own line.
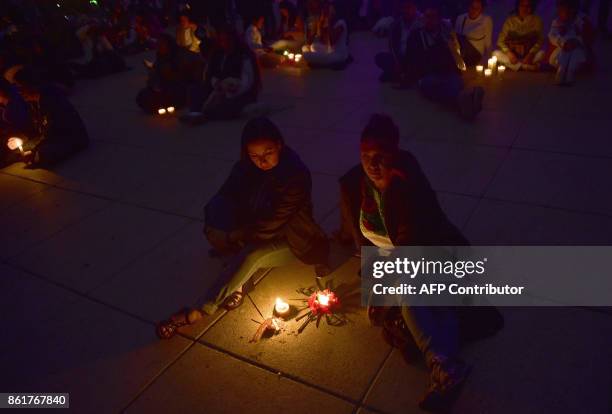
left=317, top=293, right=330, bottom=306
left=166, top=106, right=175, bottom=113
left=158, top=108, right=166, bottom=115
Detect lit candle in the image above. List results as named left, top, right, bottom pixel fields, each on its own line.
left=166, top=106, right=175, bottom=113
left=484, top=68, right=492, bottom=77
left=288, top=53, right=295, bottom=61
left=294, top=54, right=302, bottom=62
left=317, top=293, right=330, bottom=307
left=274, top=298, right=290, bottom=317
left=283, top=50, right=289, bottom=56
left=498, top=65, right=506, bottom=75
left=158, top=108, right=166, bottom=115
left=476, top=65, right=484, bottom=74
left=491, top=56, right=498, bottom=65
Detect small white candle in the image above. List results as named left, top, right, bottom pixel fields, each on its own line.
left=498, top=65, right=506, bottom=75
left=484, top=68, right=492, bottom=77
left=274, top=298, right=290, bottom=317
left=166, top=106, right=175, bottom=113
left=491, top=56, right=498, bottom=65
left=476, top=65, right=484, bottom=74
left=283, top=50, right=289, bottom=56
left=288, top=53, right=295, bottom=60
left=158, top=108, right=166, bottom=115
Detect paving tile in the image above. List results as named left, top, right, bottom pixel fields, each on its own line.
left=0, top=187, right=111, bottom=260
left=125, top=155, right=232, bottom=219
left=268, top=98, right=363, bottom=131
left=89, top=222, right=229, bottom=338
left=9, top=203, right=190, bottom=293
left=455, top=307, right=612, bottom=414
left=436, top=192, right=480, bottom=232
left=0, top=264, right=81, bottom=356
left=513, top=114, right=612, bottom=157
left=127, top=342, right=355, bottom=414
left=464, top=199, right=612, bottom=245
left=0, top=173, right=48, bottom=212
left=407, top=140, right=507, bottom=197
left=363, top=349, right=429, bottom=414
left=0, top=288, right=192, bottom=414
left=200, top=257, right=392, bottom=401
left=485, top=149, right=612, bottom=215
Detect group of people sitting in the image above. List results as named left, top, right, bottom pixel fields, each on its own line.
left=376, top=0, right=598, bottom=89
left=155, top=114, right=504, bottom=412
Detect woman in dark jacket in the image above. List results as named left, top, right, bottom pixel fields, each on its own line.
left=180, top=26, right=261, bottom=125
left=338, top=114, right=501, bottom=412
left=157, top=117, right=329, bottom=338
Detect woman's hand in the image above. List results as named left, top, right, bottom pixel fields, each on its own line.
left=7, top=137, right=23, bottom=151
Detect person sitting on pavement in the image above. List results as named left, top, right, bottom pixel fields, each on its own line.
left=156, top=117, right=330, bottom=339
left=5, top=67, right=88, bottom=169
left=180, top=26, right=261, bottom=125
left=303, top=2, right=353, bottom=70
left=136, top=33, right=188, bottom=114
left=336, top=114, right=503, bottom=412
left=454, top=0, right=493, bottom=67
left=404, top=1, right=484, bottom=120
left=492, top=0, right=545, bottom=71
left=547, top=0, right=595, bottom=85
left=245, top=15, right=283, bottom=68
left=374, top=0, right=423, bottom=83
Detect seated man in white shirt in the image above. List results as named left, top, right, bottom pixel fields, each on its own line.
left=454, top=0, right=493, bottom=67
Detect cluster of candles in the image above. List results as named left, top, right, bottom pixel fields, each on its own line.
left=283, top=51, right=303, bottom=63
left=157, top=106, right=175, bottom=115
left=476, top=56, right=506, bottom=77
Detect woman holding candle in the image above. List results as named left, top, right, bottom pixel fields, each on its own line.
left=156, top=117, right=330, bottom=338
left=454, top=0, right=493, bottom=67
left=492, top=0, right=545, bottom=71
left=547, top=0, right=595, bottom=86
left=337, top=114, right=502, bottom=411
left=5, top=67, right=89, bottom=168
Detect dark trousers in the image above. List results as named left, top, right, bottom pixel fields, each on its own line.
left=34, top=139, right=88, bottom=168
left=189, top=84, right=256, bottom=120
left=418, top=73, right=464, bottom=106
left=375, top=52, right=399, bottom=81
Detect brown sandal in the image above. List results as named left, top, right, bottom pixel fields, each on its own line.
left=156, top=307, right=201, bottom=339
left=223, top=292, right=245, bottom=310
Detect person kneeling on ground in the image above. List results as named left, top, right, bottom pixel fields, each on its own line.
left=493, top=0, right=545, bottom=71
left=374, top=0, right=423, bottom=83
left=5, top=68, right=88, bottom=169
left=136, top=34, right=187, bottom=114
left=245, top=15, right=283, bottom=68
left=303, top=2, right=352, bottom=70
left=404, top=2, right=483, bottom=120
left=454, top=0, right=493, bottom=67
left=0, top=78, right=31, bottom=168
left=336, top=114, right=503, bottom=412
left=156, top=117, right=330, bottom=338
left=548, top=0, right=595, bottom=86
left=180, top=27, right=261, bottom=125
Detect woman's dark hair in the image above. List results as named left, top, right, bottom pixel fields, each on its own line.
left=361, top=114, right=400, bottom=152
left=557, top=0, right=580, bottom=12
left=513, top=0, right=536, bottom=14
left=240, top=117, right=285, bottom=161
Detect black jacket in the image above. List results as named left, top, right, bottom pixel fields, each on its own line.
left=405, top=26, right=460, bottom=80
left=339, top=150, right=468, bottom=250
left=212, top=146, right=329, bottom=265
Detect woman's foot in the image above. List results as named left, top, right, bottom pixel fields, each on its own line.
left=419, top=356, right=471, bottom=412
left=156, top=307, right=202, bottom=339
left=222, top=291, right=245, bottom=310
